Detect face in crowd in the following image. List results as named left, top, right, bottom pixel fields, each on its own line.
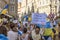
left=35, top=27, right=40, bottom=34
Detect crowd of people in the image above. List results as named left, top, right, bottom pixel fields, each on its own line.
left=18, top=21, right=60, bottom=40
left=0, top=17, right=18, bottom=40
left=0, top=17, right=60, bottom=40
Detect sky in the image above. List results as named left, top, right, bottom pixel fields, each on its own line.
left=18, top=0, right=22, bottom=2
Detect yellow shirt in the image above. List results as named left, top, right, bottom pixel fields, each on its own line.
left=44, top=28, right=53, bottom=36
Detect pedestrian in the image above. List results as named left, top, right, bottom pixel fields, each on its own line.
left=43, top=22, right=53, bottom=40
left=31, top=26, right=41, bottom=40
left=18, top=27, right=23, bottom=35
left=30, top=24, right=35, bottom=31
left=7, top=23, right=18, bottom=40
left=52, top=25, right=58, bottom=40
left=27, top=27, right=31, bottom=34
left=58, top=22, right=60, bottom=40
left=21, top=27, right=29, bottom=40
left=0, top=26, right=8, bottom=40
left=43, top=28, right=53, bottom=40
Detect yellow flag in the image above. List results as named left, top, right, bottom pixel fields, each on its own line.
left=2, top=9, right=7, bottom=14
left=28, top=17, right=31, bottom=21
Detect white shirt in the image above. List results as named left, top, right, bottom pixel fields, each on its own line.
left=32, top=30, right=41, bottom=40
left=21, top=34, right=29, bottom=40
left=7, top=30, right=18, bottom=40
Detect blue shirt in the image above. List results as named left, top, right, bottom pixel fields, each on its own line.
left=18, top=30, right=23, bottom=35
left=0, top=34, right=8, bottom=40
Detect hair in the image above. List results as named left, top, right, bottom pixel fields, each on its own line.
left=3, top=22, right=7, bottom=25
left=25, top=23, right=27, bottom=27
left=10, top=23, right=15, bottom=29
left=10, top=23, right=18, bottom=32
left=35, top=26, right=40, bottom=30
left=23, top=28, right=27, bottom=33
left=58, top=22, right=60, bottom=26
left=0, top=26, right=7, bottom=36
left=53, top=25, right=56, bottom=27
left=18, top=27, right=21, bottom=29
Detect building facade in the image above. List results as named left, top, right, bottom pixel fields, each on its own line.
left=19, top=0, right=59, bottom=16
left=59, top=0, right=60, bottom=16
left=18, top=2, right=22, bottom=20
left=8, top=0, right=18, bottom=18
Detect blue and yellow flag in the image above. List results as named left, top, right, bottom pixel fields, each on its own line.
left=2, top=9, right=8, bottom=14
left=1, top=4, right=9, bottom=14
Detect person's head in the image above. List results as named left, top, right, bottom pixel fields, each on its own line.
left=35, top=26, right=40, bottom=34
left=0, top=26, right=7, bottom=36
left=30, top=24, right=35, bottom=29
left=10, top=23, right=18, bottom=32
left=53, top=25, right=56, bottom=27
left=58, top=22, right=60, bottom=27
left=23, top=28, right=27, bottom=33
left=25, top=23, right=28, bottom=27
left=18, top=27, right=22, bottom=31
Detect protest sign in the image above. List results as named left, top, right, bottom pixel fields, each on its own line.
left=32, top=13, right=47, bottom=25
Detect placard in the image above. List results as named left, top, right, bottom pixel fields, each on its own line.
left=32, top=13, right=47, bottom=25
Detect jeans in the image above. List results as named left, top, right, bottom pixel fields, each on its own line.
left=44, top=36, right=49, bottom=40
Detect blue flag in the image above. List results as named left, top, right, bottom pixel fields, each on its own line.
left=45, top=22, right=51, bottom=28
left=4, top=4, right=9, bottom=9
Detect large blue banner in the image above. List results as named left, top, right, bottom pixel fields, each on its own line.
left=32, top=13, right=47, bottom=25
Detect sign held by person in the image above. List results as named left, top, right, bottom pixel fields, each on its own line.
left=32, top=13, right=47, bottom=25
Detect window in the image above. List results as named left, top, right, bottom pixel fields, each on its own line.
left=43, top=0, right=45, bottom=4
left=59, top=6, right=60, bottom=11
left=10, top=6, right=15, bottom=11
left=10, top=0, right=15, bottom=4
left=10, top=0, right=14, bottom=2
left=46, top=0, right=48, bottom=4
left=40, top=2, right=41, bottom=5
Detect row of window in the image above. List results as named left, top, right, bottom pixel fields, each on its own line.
left=10, top=6, right=15, bottom=12
left=39, top=0, right=50, bottom=5
left=10, top=0, right=15, bottom=4
left=10, top=0, right=16, bottom=12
